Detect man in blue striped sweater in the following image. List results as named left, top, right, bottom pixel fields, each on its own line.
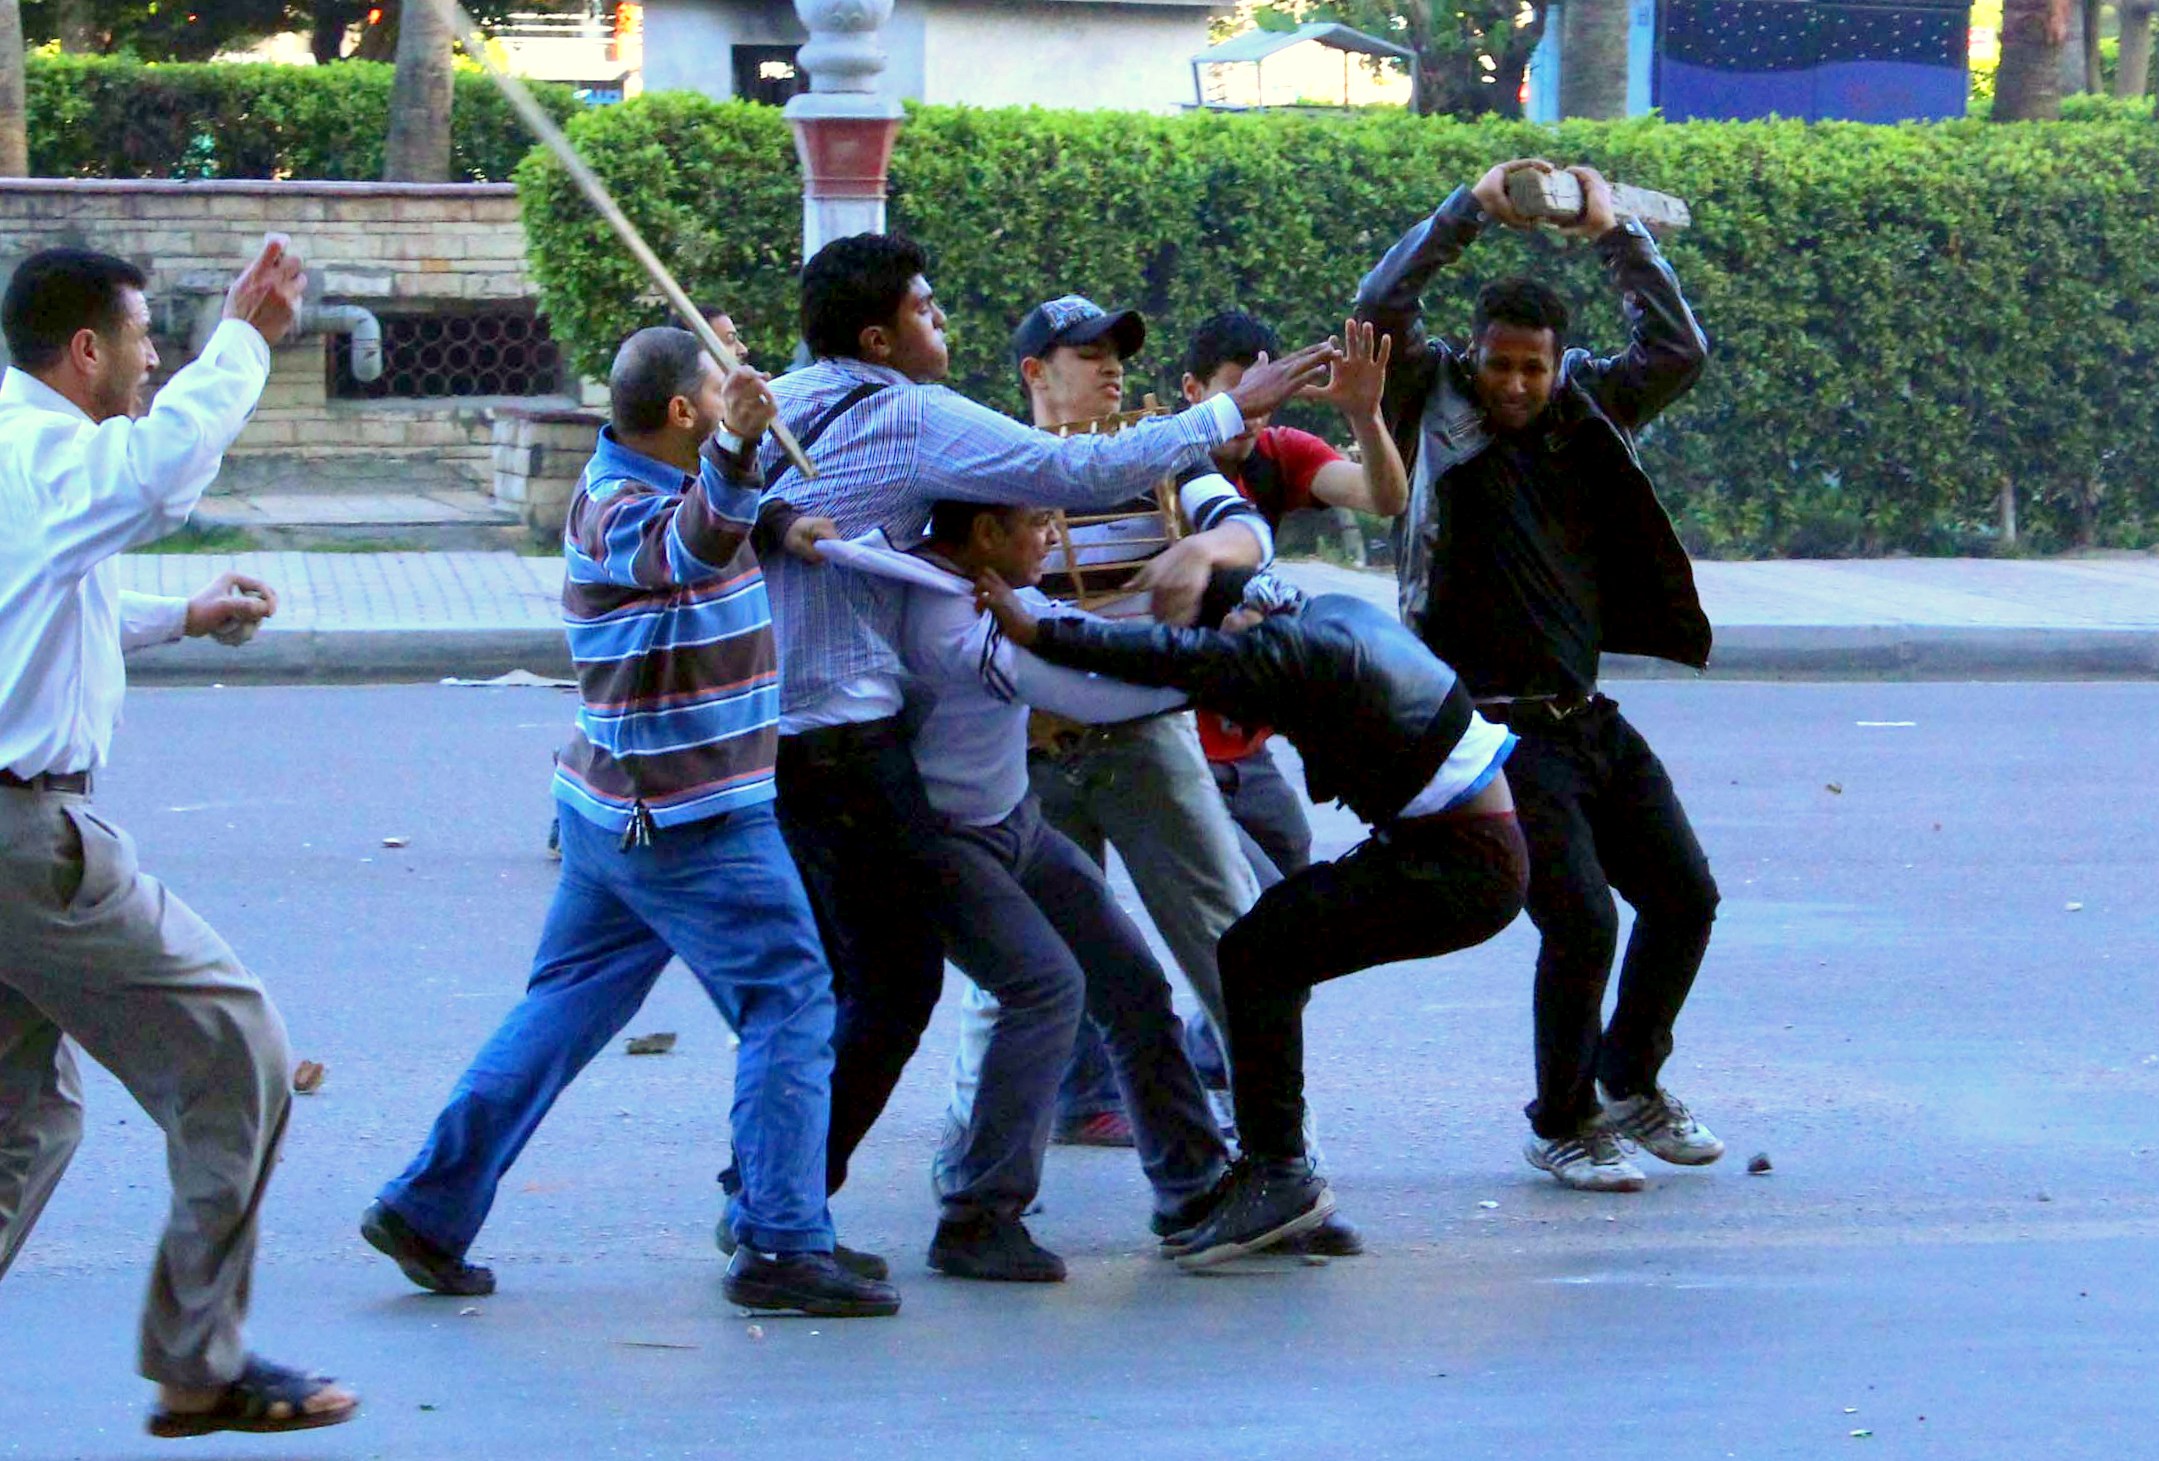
left=364, top=328, right=898, bottom=1319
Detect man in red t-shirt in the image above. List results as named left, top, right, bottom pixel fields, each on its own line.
left=1178, top=311, right=1408, bottom=889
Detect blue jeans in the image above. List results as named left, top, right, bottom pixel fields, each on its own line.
left=378, top=801, right=838, bottom=1256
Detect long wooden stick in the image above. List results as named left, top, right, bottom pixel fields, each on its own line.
left=435, top=0, right=816, bottom=478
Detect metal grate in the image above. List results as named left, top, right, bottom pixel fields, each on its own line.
left=332, top=309, right=566, bottom=400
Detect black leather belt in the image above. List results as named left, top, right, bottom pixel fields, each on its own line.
left=0, top=768, right=91, bottom=794
left=1475, top=693, right=1601, bottom=728
left=1029, top=709, right=1175, bottom=761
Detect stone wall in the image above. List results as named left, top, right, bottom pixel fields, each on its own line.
left=0, top=179, right=583, bottom=502
left=492, top=404, right=607, bottom=538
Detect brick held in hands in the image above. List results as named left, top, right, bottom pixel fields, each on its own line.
left=1505, top=169, right=1693, bottom=231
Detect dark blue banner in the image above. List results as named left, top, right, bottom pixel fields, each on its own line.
left=1656, top=0, right=1971, bottom=122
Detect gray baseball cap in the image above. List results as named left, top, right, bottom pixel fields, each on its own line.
left=1010, top=294, right=1147, bottom=366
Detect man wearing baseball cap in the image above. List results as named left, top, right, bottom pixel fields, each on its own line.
left=942, top=292, right=1365, bottom=1259
left=1008, top=294, right=1148, bottom=396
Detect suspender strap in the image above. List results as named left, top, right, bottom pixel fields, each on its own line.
left=763, top=379, right=888, bottom=493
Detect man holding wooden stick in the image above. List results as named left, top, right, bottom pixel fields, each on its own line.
left=1355, top=158, right=1726, bottom=1195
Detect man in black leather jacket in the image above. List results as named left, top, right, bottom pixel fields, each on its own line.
left=1356, top=158, right=1725, bottom=1193
left=977, top=566, right=1527, bottom=1268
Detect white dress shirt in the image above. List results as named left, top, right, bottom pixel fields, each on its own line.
left=0, top=320, right=271, bottom=777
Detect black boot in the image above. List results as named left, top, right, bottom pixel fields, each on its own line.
left=361, top=1201, right=496, bottom=1296
left=927, top=1216, right=1067, bottom=1282
left=714, top=1218, right=890, bottom=1282
left=1269, top=1210, right=1364, bottom=1257
left=722, top=1248, right=901, bottom=1317
left=1168, top=1157, right=1332, bottom=1270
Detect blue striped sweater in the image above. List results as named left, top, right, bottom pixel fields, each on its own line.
left=552, top=427, right=779, bottom=837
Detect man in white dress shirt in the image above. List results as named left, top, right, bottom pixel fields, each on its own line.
left=0, top=242, right=359, bottom=1437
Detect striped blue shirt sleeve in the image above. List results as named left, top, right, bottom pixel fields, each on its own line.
left=568, top=458, right=760, bottom=591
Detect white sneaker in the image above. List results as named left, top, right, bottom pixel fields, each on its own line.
left=1524, top=1127, right=1648, bottom=1192
left=1604, top=1088, right=1726, bottom=1167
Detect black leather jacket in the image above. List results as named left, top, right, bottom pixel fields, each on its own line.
left=1030, top=594, right=1477, bottom=828
left=1353, top=187, right=1714, bottom=670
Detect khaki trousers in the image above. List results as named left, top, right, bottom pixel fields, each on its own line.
left=0, top=788, right=290, bottom=1388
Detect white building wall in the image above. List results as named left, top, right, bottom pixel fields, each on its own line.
left=921, top=0, right=1214, bottom=111
left=642, top=0, right=804, bottom=98
left=1199, top=42, right=1411, bottom=109
left=643, top=0, right=1213, bottom=109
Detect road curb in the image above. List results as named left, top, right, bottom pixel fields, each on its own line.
left=1607, top=626, right=2159, bottom=681
left=125, top=623, right=2159, bottom=687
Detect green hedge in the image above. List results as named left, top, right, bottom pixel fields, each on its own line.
left=23, top=54, right=576, bottom=182
left=518, top=100, right=2159, bottom=558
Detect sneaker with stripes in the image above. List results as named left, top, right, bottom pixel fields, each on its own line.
left=1603, top=1088, right=1726, bottom=1166
left=1524, top=1126, right=1648, bottom=1193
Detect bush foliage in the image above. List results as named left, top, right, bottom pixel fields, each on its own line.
left=548, top=99, right=2146, bottom=555
left=23, top=54, right=575, bottom=183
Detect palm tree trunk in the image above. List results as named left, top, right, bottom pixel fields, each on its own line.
left=1993, top=0, right=2072, bottom=118
left=0, top=0, right=27, bottom=178
left=1559, top=0, right=1631, bottom=118
left=384, top=0, right=454, bottom=182
left=54, top=0, right=95, bottom=51
left=2054, top=0, right=2088, bottom=94
left=2078, top=0, right=2102, bottom=93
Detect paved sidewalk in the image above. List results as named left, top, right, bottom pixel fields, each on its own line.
left=118, top=550, right=2159, bottom=683
left=121, top=551, right=567, bottom=683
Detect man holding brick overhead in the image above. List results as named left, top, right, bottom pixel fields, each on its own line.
left=1356, top=158, right=1723, bottom=1194
left=365, top=326, right=900, bottom=1321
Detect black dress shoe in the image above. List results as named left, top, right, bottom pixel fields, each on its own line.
left=927, top=1216, right=1067, bottom=1282
left=723, top=1249, right=900, bottom=1317
left=1170, top=1157, right=1333, bottom=1270
left=714, top=1218, right=889, bottom=1281
left=361, top=1201, right=496, bottom=1296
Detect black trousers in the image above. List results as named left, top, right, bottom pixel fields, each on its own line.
left=1501, top=699, right=1721, bottom=1139
left=772, top=718, right=949, bottom=1194
left=1217, top=812, right=1529, bottom=1162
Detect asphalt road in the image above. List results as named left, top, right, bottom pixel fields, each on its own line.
left=3, top=682, right=2155, bottom=1460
